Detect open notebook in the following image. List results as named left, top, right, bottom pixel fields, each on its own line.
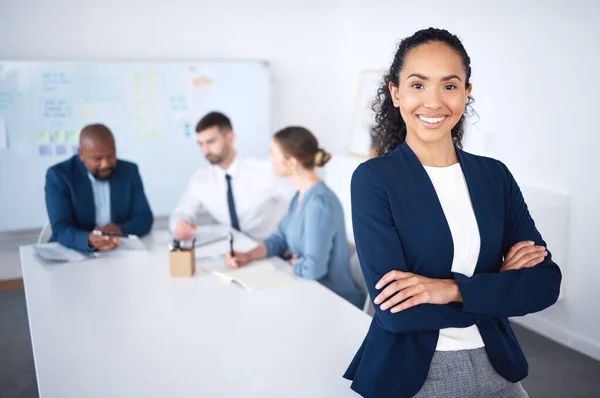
left=212, top=260, right=298, bottom=292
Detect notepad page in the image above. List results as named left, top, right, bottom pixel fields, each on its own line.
left=212, top=260, right=297, bottom=292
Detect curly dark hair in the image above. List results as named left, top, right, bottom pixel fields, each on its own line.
left=372, top=28, right=475, bottom=155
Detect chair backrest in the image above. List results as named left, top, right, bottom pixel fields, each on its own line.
left=349, top=245, right=366, bottom=294
left=348, top=243, right=375, bottom=315
left=37, top=223, right=52, bottom=244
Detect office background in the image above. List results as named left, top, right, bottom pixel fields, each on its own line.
left=0, top=0, right=599, bottom=396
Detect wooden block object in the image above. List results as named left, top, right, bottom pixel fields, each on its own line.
left=169, top=249, right=195, bottom=277
left=0, top=278, right=24, bottom=291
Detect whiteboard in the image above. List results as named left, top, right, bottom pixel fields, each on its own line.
left=0, top=60, right=272, bottom=232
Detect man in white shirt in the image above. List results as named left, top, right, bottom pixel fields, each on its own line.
left=170, top=112, right=294, bottom=241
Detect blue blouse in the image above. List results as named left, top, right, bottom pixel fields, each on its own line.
left=263, top=181, right=365, bottom=308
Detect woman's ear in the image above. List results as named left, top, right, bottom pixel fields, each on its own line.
left=287, top=157, right=299, bottom=174
left=466, top=83, right=473, bottom=98
left=389, top=82, right=400, bottom=108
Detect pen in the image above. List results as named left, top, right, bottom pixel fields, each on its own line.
left=229, top=232, right=234, bottom=256
left=93, top=230, right=129, bottom=238
left=169, top=239, right=181, bottom=251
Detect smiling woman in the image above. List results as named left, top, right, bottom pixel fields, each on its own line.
left=372, top=29, right=475, bottom=156
left=343, top=28, right=561, bottom=398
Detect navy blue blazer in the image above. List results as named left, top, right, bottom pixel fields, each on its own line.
left=45, top=155, right=154, bottom=252
left=343, top=143, right=561, bottom=398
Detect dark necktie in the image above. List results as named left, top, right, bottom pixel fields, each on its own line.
left=225, top=173, right=240, bottom=231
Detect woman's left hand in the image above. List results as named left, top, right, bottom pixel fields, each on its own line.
left=373, top=271, right=461, bottom=313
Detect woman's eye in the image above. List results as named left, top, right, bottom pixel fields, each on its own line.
left=444, top=84, right=457, bottom=90
left=412, top=83, right=424, bottom=89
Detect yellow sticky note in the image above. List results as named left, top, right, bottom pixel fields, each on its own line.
left=192, top=76, right=214, bottom=89
left=68, top=129, right=80, bottom=142
left=81, top=104, right=95, bottom=118
left=54, top=129, right=67, bottom=143
left=37, top=131, right=51, bottom=144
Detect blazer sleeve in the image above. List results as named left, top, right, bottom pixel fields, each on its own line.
left=455, top=162, right=562, bottom=318
left=44, top=168, right=91, bottom=252
left=115, top=165, right=153, bottom=237
left=352, top=162, right=477, bottom=333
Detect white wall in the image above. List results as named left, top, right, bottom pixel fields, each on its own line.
left=2, top=0, right=599, bottom=360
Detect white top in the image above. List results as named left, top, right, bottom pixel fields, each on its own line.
left=169, top=155, right=295, bottom=240
left=20, top=229, right=370, bottom=398
left=424, top=163, right=485, bottom=351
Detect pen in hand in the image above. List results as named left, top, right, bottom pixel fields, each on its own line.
left=226, top=232, right=239, bottom=268
left=93, top=230, right=127, bottom=238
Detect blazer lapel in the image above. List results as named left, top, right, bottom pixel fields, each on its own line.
left=74, top=156, right=96, bottom=225
left=398, top=143, right=455, bottom=277
left=455, top=148, right=502, bottom=274
left=109, top=161, right=122, bottom=222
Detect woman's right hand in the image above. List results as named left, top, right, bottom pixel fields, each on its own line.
left=224, top=251, right=251, bottom=269
left=500, top=241, right=548, bottom=272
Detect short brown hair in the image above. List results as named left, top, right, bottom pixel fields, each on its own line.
left=196, top=112, right=232, bottom=134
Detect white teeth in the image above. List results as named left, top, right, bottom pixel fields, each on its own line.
left=419, top=115, right=445, bottom=124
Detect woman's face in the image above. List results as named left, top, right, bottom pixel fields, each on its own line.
left=389, top=42, right=472, bottom=146
left=269, top=139, right=293, bottom=177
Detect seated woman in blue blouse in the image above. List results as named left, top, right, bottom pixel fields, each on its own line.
left=225, top=127, right=365, bottom=309
left=343, top=28, right=562, bottom=398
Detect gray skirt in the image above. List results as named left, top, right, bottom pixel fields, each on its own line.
left=413, top=347, right=528, bottom=397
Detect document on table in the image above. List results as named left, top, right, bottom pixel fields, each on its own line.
left=179, top=225, right=231, bottom=248
left=195, top=239, right=230, bottom=272
left=33, top=243, right=96, bottom=263
left=212, top=259, right=298, bottom=292
left=116, top=235, right=147, bottom=251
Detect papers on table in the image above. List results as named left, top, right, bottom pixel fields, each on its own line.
left=116, top=234, right=147, bottom=251
left=212, top=260, right=298, bottom=292
left=33, top=243, right=96, bottom=263
left=32, top=239, right=142, bottom=263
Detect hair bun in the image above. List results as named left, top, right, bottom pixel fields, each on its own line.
left=314, top=148, right=332, bottom=167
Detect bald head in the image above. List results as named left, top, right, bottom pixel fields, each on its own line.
left=78, top=124, right=117, bottom=180
left=79, top=124, right=115, bottom=149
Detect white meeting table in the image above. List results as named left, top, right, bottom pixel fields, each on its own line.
left=20, top=228, right=371, bottom=397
